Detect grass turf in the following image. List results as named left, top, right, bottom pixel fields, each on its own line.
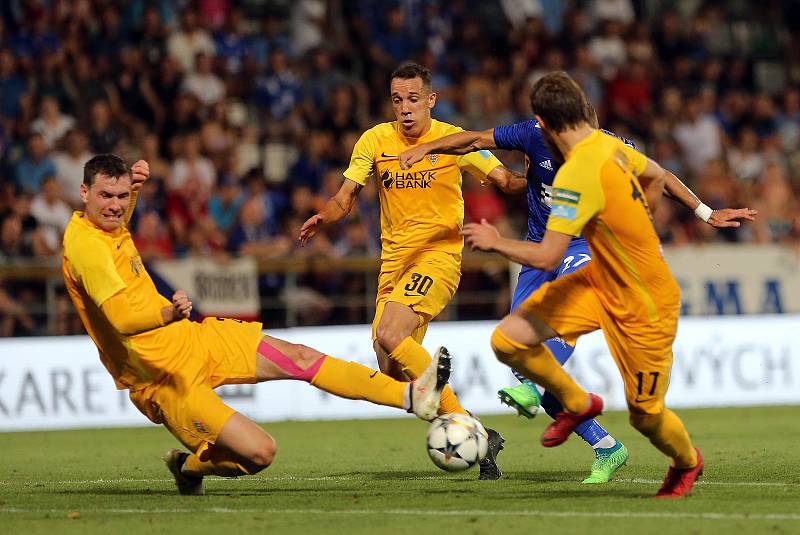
left=1, top=406, right=799, bottom=535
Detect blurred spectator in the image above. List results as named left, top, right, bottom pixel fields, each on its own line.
left=0, top=205, right=49, bottom=260
left=291, top=0, right=326, bottom=58
left=133, top=211, right=174, bottom=261
left=728, top=127, right=765, bottom=182
left=182, top=53, right=225, bottom=106
left=30, top=95, right=75, bottom=149
left=0, top=48, right=28, bottom=124
left=0, top=279, right=35, bottom=336
left=253, top=48, right=302, bottom=124
left=752, top=163, right=799, bottom=243
left=288, top=129, right=332, bottom=191
left=227, top=197, right=291, bottom=259
left=14, top=133, right=56, bottom=194
left=167, top=8, right=215, bottom=73
left=87, top=100, right=122, bottom=154
left=213, top=7, right=249, bottom=75
left=673, top=96, right=723, bottom=176
left=208, top=176, right=242, bottom=235
left=135, top=5, right=169, bottom=69
left=52, top=129, right=93, bottom=206
left=168, top=133, right=216, bottom=195
left=588, top=19, right=626, bottom=80
left=30, top=176, right=71, bottom=253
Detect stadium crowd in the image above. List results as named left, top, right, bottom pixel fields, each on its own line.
left=1, top=0, right=799, bottom=334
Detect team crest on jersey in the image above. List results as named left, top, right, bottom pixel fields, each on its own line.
left=427, top=154, right=438, bottom=165
left=193, top=420, right=209, bottom=434
left=130, top=254, right=143, bottom=277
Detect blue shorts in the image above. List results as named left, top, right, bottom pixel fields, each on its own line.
left=511, top=239, right=592, bottom=311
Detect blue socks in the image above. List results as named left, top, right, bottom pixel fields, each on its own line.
left=513, top=337, right=612, bottom=448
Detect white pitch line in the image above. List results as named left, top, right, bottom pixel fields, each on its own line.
left=0, top=476, right=796, bottom=487
left=0, top=507, right=798, bottom=522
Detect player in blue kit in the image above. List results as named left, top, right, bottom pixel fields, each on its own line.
left=399, top=105, right=756, bottom=484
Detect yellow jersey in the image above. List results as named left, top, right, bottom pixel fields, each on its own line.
left=547, top=130, right=680, bottom=324
left=344, top=119, right=502, bottom=265
left=62, top=212, right=194, bottom=389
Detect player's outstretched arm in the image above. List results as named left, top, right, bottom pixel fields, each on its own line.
left=299, top=178, right=363, bottom=246
left=635, top=157, right=669, bottom=211
left=462, top=219, right=570, bottom=271
left=662, top=172, right=757, bottom=228
left=484, top=165, right=528, bottom=194
left=399, top=129, right=496, bottom=170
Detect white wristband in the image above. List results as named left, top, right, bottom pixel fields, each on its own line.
left=694, top=202, right=713, bottom=223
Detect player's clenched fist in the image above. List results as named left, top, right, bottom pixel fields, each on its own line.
left=462, top=218, right=500, bottom=252
left=299, top=213, right=325, bottom=246
left=171, top=290, right=192, bottom=320
left=398, top=146, right=428, bottom=170
left=131, top=160, right=150, bottom=192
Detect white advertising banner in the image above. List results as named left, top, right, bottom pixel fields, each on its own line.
left=663, top=245, right=800, bottom=315
left=151, top=257, right=259, bottom=320
left=1, top=315, right=798, bottom=432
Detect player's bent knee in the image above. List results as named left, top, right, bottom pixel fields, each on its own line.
left=375, top=326, right=404, bottom=354
left=247, top=436, right=277, bottom=471
left=490, top=327, right=526, bottom=365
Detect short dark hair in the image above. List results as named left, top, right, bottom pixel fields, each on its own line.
left=390, top=62, right=432, bottom=91
left=530, top=72, right=590, bottom=132
left=83, top=154, right=130, bottom=187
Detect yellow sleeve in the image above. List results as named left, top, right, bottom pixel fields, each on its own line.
left=68, top=235, right=127, bottom=307
left=342, top=128, right=378, bottom=185
left=620, top=143, right=648, bottom=176
left=546, top=162, right=605, bottom=237
left=457, top=150, right=503, bottom=184
left=100, top=292, right=166, bottom=335
left=125, top=190, right=139, bottom=226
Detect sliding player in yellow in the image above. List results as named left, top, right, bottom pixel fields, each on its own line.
left=300, top=63, right=523, bottom=479
left=462, top=72, right=703, bottom=497
left=62, top=154, right=450, bottom=495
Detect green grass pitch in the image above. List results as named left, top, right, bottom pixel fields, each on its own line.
left=2, top=406, right=799, bottom=534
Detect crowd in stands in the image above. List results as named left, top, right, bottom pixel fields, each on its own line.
left=1, top=0, right=799, bottom=333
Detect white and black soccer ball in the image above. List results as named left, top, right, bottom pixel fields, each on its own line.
left=426, top=413, right=489, bottom=472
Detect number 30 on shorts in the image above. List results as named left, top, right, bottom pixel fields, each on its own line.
left=404, top=273, right=434, bottom=297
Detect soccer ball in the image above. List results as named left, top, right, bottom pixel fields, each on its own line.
left=426, top=413, right=489, bottom=471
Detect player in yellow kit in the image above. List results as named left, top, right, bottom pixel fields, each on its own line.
left=299, top=63, right=524, bottom=480
left=62, top=154, right=451, bottom=495
left=462, top=72, right=703, bottom=497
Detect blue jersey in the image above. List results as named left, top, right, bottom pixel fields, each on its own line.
left=493, top=120, right=636, bottom=243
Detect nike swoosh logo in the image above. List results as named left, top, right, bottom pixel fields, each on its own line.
left=369, top=371, right=379, bottom=379
left=381, top=152, right=398, bottom=158
left=403, top=292, right=423, bottom=297
left=634, top=397, right=653, bottom=403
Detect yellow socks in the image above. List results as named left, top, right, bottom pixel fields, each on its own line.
left=310, top=356, right=406, bottom=409
left=389, top=336, right=467, bottom=415
left=182, top=450, right=252, bottom=477
left=630, top=409, right=698, bottom=468
left=490, top=327, right=589, bottom=414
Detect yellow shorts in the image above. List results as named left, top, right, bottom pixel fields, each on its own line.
left=519, top=269, right=679, bottom=415
left=372, top=251, right=461, bottom=342
left=129, top=317, right=263, bottom=458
